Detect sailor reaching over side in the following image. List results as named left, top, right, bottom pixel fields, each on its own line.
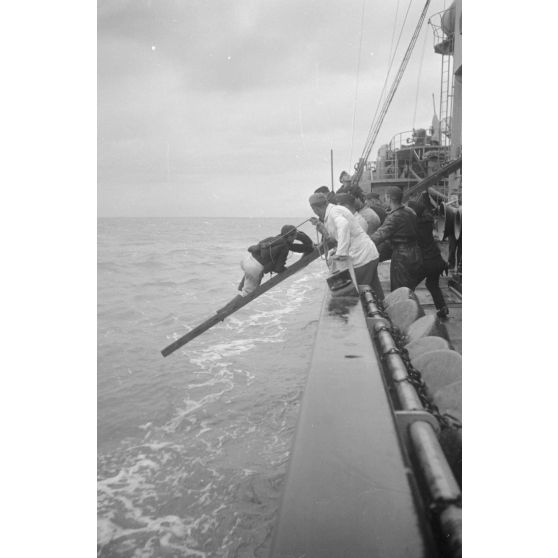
left=309, top=192, right=384, bottom=302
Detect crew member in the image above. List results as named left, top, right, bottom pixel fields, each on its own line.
left=337, top=183, right=381, bottom=234
left=309, top=193, right=384, bottom=302
left=407, top=200, right=450, bottom=319
left=370, top=186, right=422, bottom=291
left=335, top=192, right=368, bottom=232
left=365, top=191, right=391, bottom=260
left=365, top=191, right=387, bottom=224
left=339, top=170, right=352, bottom=190
left=240, top=225, right=314, bottom=296
left=314, top=185, right=336, bottom=204
left=219, top=226, right=314, bottom=314
left=448, top=192, right=462, bottom=271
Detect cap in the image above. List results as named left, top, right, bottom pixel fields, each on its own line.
left=309, top=193, right=329, bottom=206
left=281, top=225, right=297, bottom=236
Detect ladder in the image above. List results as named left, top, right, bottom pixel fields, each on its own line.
left=438, top=45, right=454, bottom=147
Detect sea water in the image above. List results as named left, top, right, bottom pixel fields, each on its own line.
left=98, top=217, right=326, bottom=557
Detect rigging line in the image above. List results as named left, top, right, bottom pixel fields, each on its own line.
left=387, top=0, right=401, bottom=72
left=363, top=0, right=412, bottom=147
left=412, top=23, right=430, bottom=130
left=360, top=0, right=427, bottom=161
left=383, top=0, right=413, bottom=102
left=357, top=0, right=431, bottom=173
left=349, top=0, right=367, bottom=168
left=356, top=0, right=400, bottom=168
left=358, top=0, right=413, bottom=162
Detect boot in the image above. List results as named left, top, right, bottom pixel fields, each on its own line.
left=436, top=305, right=449, bottom=320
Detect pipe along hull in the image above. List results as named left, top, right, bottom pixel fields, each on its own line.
left=271, top=285, right=462, bottom=558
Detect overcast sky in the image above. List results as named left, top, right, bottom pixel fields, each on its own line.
left=98, top=0, right=451, bottom=217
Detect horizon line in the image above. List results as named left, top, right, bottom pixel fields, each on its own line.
left=97, top=215, right=309, bottom=219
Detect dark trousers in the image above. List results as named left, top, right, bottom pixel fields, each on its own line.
left=390, top=245, right=422, bottom=291
left=415, top=271, right=446, bottom=309
left=415, top=256, right=447, bottom=309
left=354, top=258, right=385, bottom=301
left=448, top=235, right=462, bottom=270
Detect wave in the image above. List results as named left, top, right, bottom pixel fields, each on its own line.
left=98, top=218, right=326, bottom=557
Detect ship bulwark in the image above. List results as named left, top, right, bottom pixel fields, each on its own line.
left=270, top=291, right=436, bottom=557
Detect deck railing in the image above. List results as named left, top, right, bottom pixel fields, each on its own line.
left=372, top=130, right=450, bottom=183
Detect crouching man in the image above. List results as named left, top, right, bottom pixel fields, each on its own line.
left=218, top=225, right=314, bottom=314
left=239, top=225, right=313, bottom=296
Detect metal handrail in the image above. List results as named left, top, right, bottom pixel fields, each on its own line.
left=361, top=290, right=462, bottom=558
left=373, top=141, right=450, bottom=182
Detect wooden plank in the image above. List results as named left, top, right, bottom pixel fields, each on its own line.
left=161, top=247, right=324, bottom=357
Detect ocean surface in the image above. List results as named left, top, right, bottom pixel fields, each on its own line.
left=98, top=217, right=327, bottom=558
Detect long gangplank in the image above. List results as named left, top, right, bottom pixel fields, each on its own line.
left=161, top=247, right=324, bottom=357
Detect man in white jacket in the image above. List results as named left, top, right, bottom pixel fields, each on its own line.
left=309, top=193, right=384, bottom=302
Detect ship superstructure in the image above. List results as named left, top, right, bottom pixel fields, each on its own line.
left=369, top=0, right=462, bottom=203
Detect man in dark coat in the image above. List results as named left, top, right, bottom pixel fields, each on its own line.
left=407, top=200, right=449, bottom=319
left=247, top=225, right=313, bottom=279
left=218, top=225, right=314, bottom=314
left=370, top=186, right=423, bottom=291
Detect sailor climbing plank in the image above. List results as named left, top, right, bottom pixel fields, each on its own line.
left=217, top=224, right=314, bottom=314
left=161, top=223, right=316, bottom=357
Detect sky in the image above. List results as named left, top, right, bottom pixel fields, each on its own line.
left=98, top=0, right=452, bottom=217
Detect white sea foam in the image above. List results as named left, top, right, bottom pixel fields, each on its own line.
left=161, top=383, right=233, bottom=433
left=98, top=218, right=325, bottom=557
left=188, top=337, right=282, bottom=368
left=98, top=445, right=215, bottom=556
left=97, top=517, right=119, bottom=546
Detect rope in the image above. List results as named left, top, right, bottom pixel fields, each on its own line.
left=352, top=0, right=431, bottom=184
left=349, top=0, right=368, bottom=168
left=358, top=0, right=413, bottom=165
left=387, top=0, right=401, bottom=72
left=270, top=217, right=313, bottom=242
left=360, top=0, right=424, bottom=161
left=364, top=0, right=400, bottom=147
left=313, top=227, right=331, bottom=271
